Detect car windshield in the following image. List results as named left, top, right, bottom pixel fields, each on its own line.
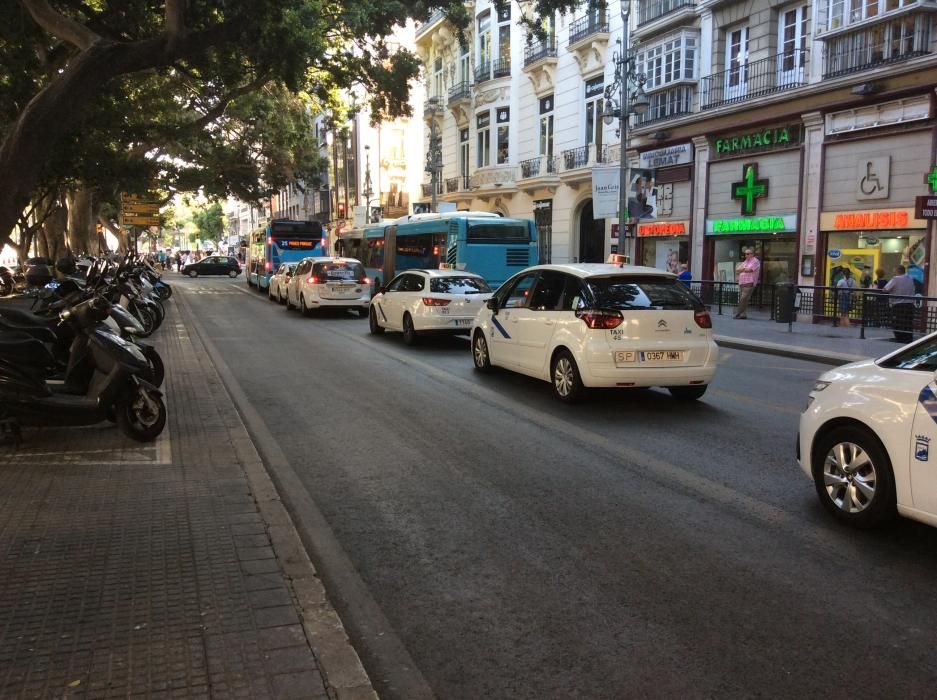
left=585, top=275, right=703, bottom=311
left=430, top=277, right=492, bottom=294
left=879, top=336, right=937, bottom=371
left=312, top=261, right=365, bottom=281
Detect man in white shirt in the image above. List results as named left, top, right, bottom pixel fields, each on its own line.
left=884, top=265, right=916, bottom=343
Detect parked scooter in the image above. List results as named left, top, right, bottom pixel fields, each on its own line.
left=0, top=295, right=166, bottom=443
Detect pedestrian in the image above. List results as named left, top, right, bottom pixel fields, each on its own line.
left=859, top=265, right=873, bottom=289
left=677, top=263, right=692, bottom=287
left=733, top=247, right=760, bottom=319
left=874, top=268, right=888, bottom=290
left=835, top=268, right=857, bottom=327
left=884, top=264, right=916, bottom=343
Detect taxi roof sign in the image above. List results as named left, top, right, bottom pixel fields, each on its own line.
left=607, top=253, right=631, bottom=266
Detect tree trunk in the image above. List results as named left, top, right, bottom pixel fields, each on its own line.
left=67, top=187, right=95, bottom=254
left=41, top=203, right=69, bottom=262
left=99, top=216, right=127, bottom=253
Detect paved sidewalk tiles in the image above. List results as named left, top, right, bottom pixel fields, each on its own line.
left=0, top=295, right=372, bottom=699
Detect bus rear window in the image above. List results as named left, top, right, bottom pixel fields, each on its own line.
left=430, top=277, right=492, bottom=294
left=313, top=261, right=366, bottom=281
left=466, top=222, right=530, bottom=243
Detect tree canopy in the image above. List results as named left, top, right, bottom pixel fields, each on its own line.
left=0, top=0, right=578, bottom=255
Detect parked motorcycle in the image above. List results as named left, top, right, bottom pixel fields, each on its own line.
left=0, top=296, right=167, bottom=443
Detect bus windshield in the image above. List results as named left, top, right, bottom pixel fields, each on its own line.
left=466, top=221, right=531, bottom=244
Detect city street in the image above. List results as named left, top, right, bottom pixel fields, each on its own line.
left=180, top=275, right=937, bottom=699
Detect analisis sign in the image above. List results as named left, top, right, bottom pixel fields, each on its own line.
left=820, top=208, right=926, bottom=230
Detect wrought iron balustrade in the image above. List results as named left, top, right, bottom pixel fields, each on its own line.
left=524, top=39, right=557, bottom=66
left=700, top=49, right=808, bottom=110
left=448, top=82, right=471, bottom=103
left=638, top=0, right=694, bottom=25
left=568, top=7, right=609, bottom=45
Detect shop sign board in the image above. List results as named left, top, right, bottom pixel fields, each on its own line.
left=819, top=208, right=926, bottom=230
left=592, top=166, right=620, bottom=220
left=639, top=143, right=693, bottom=169
left=637, top=221, right=689, bottom=237
left=705, top=214, right=797, bottom=235
left=121, top=211, right=160, bottom=227
left=713, top=125, right=802, bottom=158
left=915, top=195, right=937, bottom=220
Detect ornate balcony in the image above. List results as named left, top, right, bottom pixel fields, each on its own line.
left=822, top=13, right=933, bottom=78
left=634, top=86, right=696, bottom=126
left=448, top=81, right=472, bottom=123
left=559, top=144, right=608, bottom=185
left=518, top=156, right=560, bottom=194
left=421, top=181, right=444, bottom=198
left=700, top=49, right=808, bottom=110
left=634, top=0, right=696, bottom=39
left=469, top=166, right=517, bottom=196
left=567, top=6, right=610, bottom=75
left=474, top=62, right=491, bottom=84
left=523, top=39, right=559, bottom=95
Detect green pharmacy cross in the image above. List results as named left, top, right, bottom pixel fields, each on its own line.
left=927, top=166, right=937, bottom=193
left=731, top=163, right=769, bottom=216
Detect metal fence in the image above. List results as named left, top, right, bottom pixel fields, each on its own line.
left=689, top=281, right=937, bottom=340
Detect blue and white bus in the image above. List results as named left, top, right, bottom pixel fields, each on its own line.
left=357, top=212, right=538, bottom=293
left=246, top=219, right=326, bottom=290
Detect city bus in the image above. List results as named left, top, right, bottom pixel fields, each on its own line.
left=334, top=228, right=365, bottom=261
left=359, top=212, right=538, bottom=294
left=246, top=219, right=325, bottom=290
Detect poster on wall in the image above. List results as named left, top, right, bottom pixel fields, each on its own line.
left=592, top=166, right=619, bottom=219
left=629, top=169, right=657, bottom=220
left=655, top=243, right=682, bottom=274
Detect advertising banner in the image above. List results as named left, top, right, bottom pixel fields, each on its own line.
left=592, top=166, right=620, bottom=219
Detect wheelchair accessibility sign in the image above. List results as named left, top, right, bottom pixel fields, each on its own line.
left=856, top=157, right=890, bottom=200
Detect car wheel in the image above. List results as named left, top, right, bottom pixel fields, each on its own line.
left=668, top=385, right=708, bottom=400
left=551, top=350, right=584, bottom=403
left=285, top=291, right=294, bottom=310
left=402, top=313, right=417, bottom=346
left=277, top=288, right=285, bottom=305
left=300, top=295, right=309, bottom=317
left=188, top=270, right=198, bottom=278
left=369, top=306, right=385, bottom=335
left=812, top=425, right=896, bottom=528
left=472, top=331, right=492, bottom=372
left=228, top=269, right=238, bottom=278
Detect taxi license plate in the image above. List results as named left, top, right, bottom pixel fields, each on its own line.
left=453, top=319, right=472, bottom=327
left=640, top=350, right=684, bottom=362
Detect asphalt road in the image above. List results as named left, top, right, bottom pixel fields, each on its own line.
left=178, top=275, right=937, bottom=699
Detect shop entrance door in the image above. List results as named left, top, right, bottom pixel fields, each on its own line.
left=578, top=200, right=605, bottom=263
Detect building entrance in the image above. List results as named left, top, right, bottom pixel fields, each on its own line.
left=578, top=200, right=605, bottom=263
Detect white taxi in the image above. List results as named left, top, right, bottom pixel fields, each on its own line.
left=369, top=269, right=493, bottom=345
left=268, top=262, right=297, bottom=304
left=285, top=257, right=370, bottom=317
left=799, top=332, right=937, bottom=529
left=470, top=263, right=718, bottom=402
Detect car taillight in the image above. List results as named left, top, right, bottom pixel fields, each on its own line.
left=422, top=298, right=451, bottom=306
left=575, top=309, right=623, bottom=329
left=694, top=310, right=712, bottom=328
left=307, top=275, right=318, bottom=285
left=265, top=262, right=272, bottom=271
left=359, top=277, right=370, bottom=285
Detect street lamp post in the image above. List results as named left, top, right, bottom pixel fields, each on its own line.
left=362, top=144, right=378, bottom=223
left=425, top=97, right=443, bottom=213
left=602, top=1, right=650, bottom=261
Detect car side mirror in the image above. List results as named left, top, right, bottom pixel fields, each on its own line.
left=486, top=297, right=499, bottom=314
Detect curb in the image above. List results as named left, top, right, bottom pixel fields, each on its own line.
left=176, top=290, right=380, bottom=700
left=715, top=335, right=869, bottom=366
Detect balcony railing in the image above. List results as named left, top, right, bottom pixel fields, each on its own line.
left=519, top=156, right=558, bottom=178
left=823, top=14, right=932, bottom=78
left=700, top=49, right=808, bottom=110
left=562, top=144, right=608, bottom=170
left=493, top=57, right=511, bottom=78
left=474, top=62, right=491, bottom=83
left=635, top=86, right=695, bottom=125
left=448, top=82, right=471, bottom=104
left=421, top=182, right=444, bottom=197
left=445, top=176, right=471, bottom=193
left=568, top=7, right=609, bottom=45
left=423, top=97, right=444, bottom=116
left=524, top=39, right=557, bottom=66
left=638, top=0, right=694, bottom=26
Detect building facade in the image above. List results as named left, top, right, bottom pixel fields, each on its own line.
left=414, top=0, right=937, bottom=293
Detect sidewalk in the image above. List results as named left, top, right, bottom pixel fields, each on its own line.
left=708, top=306, right=904, bottom=365
left=0, top=296, right=374, bottom=699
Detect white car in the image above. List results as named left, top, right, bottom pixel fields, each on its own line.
left=268, top=262, right=297, bottom=304
left=285, top=256, right=370, bottom=317
left=470, top=263, right=719, bottom=402
left=799, top=332, right=937, bottom=529
left=369, top=269, right=493, bottom=345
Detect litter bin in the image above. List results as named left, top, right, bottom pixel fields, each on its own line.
left=775, top=282, right=797, bottom=323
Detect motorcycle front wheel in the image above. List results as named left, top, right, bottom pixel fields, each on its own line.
left=116, top=385, right=166, bottom=442
left=141, top=345, right=165, bottom=387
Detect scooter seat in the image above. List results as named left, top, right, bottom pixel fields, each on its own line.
left=0, top=307, right=58, bottom=328
left=0, top=319, right=56, bottom=344
left=0, top=333, right=55, bottom=366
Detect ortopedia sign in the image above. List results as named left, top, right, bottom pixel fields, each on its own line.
left=639, top=143, right=693, bottom=169
left=705, top=214, right=797, bottom=235
left=819, top=208, right=927, bottom=230
left=637, top=221, right=689, bottom=237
